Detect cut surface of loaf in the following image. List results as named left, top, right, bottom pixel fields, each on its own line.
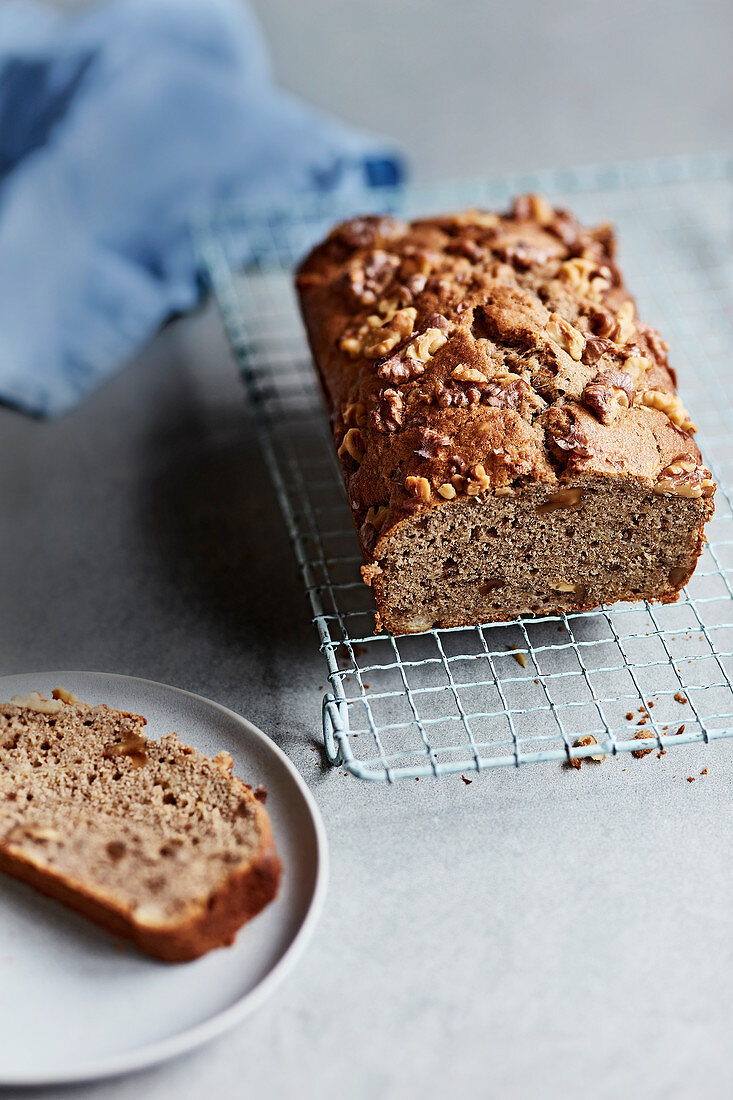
left=296, top=197, right=715, bottom=633
left=0, top=690, right=281, bottom=961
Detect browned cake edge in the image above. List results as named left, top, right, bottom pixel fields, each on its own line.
left=0, top=819, right=281, bottom=963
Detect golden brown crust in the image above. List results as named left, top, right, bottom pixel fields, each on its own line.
left=296, top=198, right=715, bottom=630
left=0, top=837, right=281, bottom=962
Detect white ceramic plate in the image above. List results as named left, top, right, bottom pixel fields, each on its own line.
left=0, top=672, right=328, bottom=1086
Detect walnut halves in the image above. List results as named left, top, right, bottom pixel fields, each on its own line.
left=296, top=199, right=714, bottom=635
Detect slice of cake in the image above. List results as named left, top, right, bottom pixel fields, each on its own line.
left=0, top=689, right=281, bottom=961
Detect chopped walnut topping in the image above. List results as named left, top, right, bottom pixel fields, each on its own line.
left=371, top=388, right=404, bottom=434
left=636, top=389, right=697, bottom=433
left=437, top=482, right=457, bottom=500
left=483, top=377, right=543, bottom=414
left=589, top=307, right=615, bottom=338
left=638, top=322, right=669, bottom=363
left=377, top=354, right=414, bottom=383
left=405, top=326, right=448, bottom=366
left=465, top=464, right=490, bottom=496
left=545, top=312, right=585, bottom=361
left=451, top=364, right=488, bottom=383
left=559, top=257, right=610, bottom=299
left=581, top=335, right=613, bottom=366
left=654, top=456, right=714, bottom=498
left=343, top=402, right=367, bottom=428
left=378, top=296, right=403, bottom=316
left=360, top=504, right=390, bottom=553
left=329, top=215, right=403, bottom=251
left=500, top=242, right=553, bottom=270
left=550, top=421, right=596, bottom=460
left=405, top=475, right=431, bottom=503
left=343, top=250, right=399, bottom=305
left=415, top=427, right=451, bottom=459
left=404, top=272, right=428, bottom=297
left=612, top=301, right=636, bottom=345
left=447, top=237, right=486, bottom=263
left=513, top=193, right=554, bottom=225
left=338, top=427, right=365, bottom=464
left=399, top=248, right=435, bottom=279
left=581, top=369, right=634, bottom=424
left=548, top=210, right=581, bottom=249
left=362, top=307, right=417, bottom=359
left=622, top=354, right=652, bottom=380
left=364, top=504, right=389, bottom=530
left=448, top=208, right=500, bottom=230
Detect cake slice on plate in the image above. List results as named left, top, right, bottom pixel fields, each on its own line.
left=0, top=689, right=281, bottom=961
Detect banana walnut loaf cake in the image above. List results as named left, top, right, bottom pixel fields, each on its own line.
left=0, top=690, right=281, bottom=961
left=295, top=196, right=715, bottom=634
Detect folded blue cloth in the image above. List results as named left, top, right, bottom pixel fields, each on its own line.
left=0, top=0, right=403, bottom=416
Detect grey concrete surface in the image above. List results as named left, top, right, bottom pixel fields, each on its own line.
left=3, top=2, right=733, bottom=1098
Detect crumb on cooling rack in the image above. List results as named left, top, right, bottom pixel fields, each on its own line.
left=626, top=712, right=634, bottom=720
left=676, top=724, right=685, bottom=736
left=509, top=645, right=527, bottom=668
left=631, top=731, right=654, bottom=758
left=674, top=692, right=688, bottom=704
left=567, top=735, right=605, bottom=769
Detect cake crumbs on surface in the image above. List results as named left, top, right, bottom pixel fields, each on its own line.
left=509, top=646, right=527, bottom=668
left=687, top=776, right=695, bottom=782
left=674, top=692, right=688, bottom=704
left=461, top=775, right=473, bottom=785
left=572, top=735, right=606, bottom=763
left=631, top=731, right=654, bottom=758
left=625, top=712, right=635, bottom=721
left=701, top=766, right=708, bottom=775
left=676, top=724, right=686, bottom=735
left=563, top=734, right=603, bottom=770
left=657, top=749, right=667, bottom=758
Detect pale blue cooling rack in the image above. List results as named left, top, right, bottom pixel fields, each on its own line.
left=195, top=154, right=733, bottom=781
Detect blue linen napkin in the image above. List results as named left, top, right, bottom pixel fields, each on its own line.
left=0, top=0, right=403, bottom=416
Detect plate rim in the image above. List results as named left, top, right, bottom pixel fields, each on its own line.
left=0, top=670, right=329, bottom=1087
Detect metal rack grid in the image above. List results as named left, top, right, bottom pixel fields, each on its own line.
left=196, top=154, right=733, bottom=781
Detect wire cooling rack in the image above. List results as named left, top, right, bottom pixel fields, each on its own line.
left=196, top=154, right=733, bottom=781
